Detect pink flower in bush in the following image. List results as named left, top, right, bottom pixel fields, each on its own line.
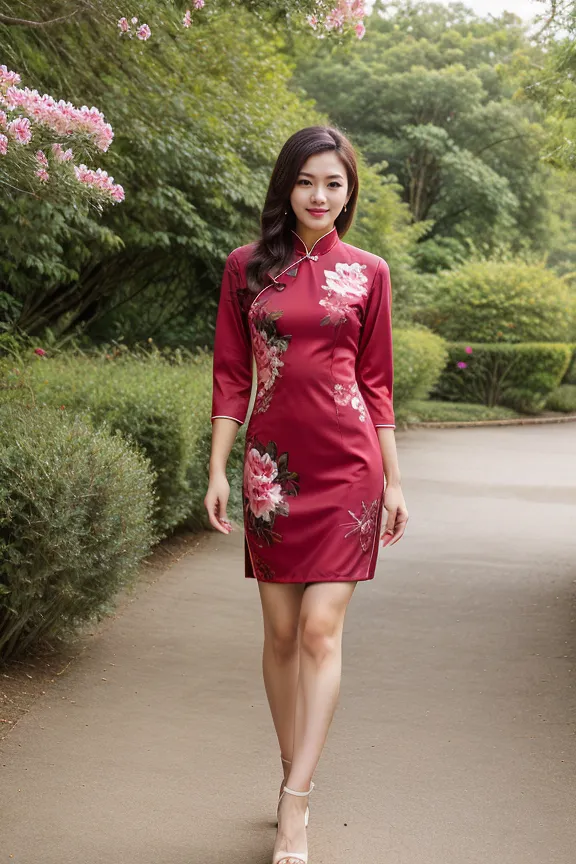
left=0, top=110, right=7, bottom=127
left=35, top=168, right=49, bottom=182
left=456, top=361, right=467, bottom=369
left=137, top=24, right=151, bottom=41
left=193, top=0, right=205, bottom=8
left=0, top=134, right=7, bottom=155
left=307, top=14, right=319, bottom=29
left=131, top=17, right=139, bottom=24
left=0, top=64, right=21, bottom=90
left=34, top=347, right=47, bottom=356
left=465, top=345, right=473, bottom=354
left=74, top=164, right=125, bottom=202
left=244, top=447, right=285, bottom=521
left=183, top=9, right=192, bottom=27
left=117, top=17, right=130, bottom=33
left=52, top=142, right=73, bottom=162
left=7, top=116, right=32, bottom=144
left=36, top=149, right=48, bottom=167
left=355, top=21, right=366, bottom=38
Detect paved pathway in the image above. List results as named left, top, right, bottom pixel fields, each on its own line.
left=1, top=425, right=576, bottom=864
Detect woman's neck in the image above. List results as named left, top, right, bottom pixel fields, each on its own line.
left=293, top=221, right=335, bottom=255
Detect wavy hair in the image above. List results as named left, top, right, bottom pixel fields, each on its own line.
left=245, top=126, right=359, bottom=295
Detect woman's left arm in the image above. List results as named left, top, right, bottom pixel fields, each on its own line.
left=355, top=258, right=409, bottom=546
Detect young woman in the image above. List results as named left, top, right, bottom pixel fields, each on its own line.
left=204, top=125, right=408, bottom=864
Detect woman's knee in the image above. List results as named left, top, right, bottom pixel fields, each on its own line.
left=300, top=615, right=341, bottom=662
left=265, top=621, right=299, bottom=662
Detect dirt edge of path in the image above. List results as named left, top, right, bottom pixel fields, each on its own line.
left=0, top=528, right=213, bottom=742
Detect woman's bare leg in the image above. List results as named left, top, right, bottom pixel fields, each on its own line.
left=275, top=581, right=357, bottom=859
left=258, top=581, right=306, bottom=776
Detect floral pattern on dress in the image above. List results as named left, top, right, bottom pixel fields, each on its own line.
left=340, top=496, right=380, bottom=553
left=248, top=545, right=276, bottom=580
left=319, top=261, right=368, bottom=326
left=249, top=299, right=291, bottom=414
left=333, top=381, right=367, bottom=423
left=243, top=437, right=300, bottom=546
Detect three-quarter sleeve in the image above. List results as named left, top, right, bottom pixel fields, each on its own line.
left=210, top=250, right=253, bottom=426
left=355, top=258, right=395, bottom=429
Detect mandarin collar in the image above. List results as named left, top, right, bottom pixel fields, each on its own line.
left=291, top=226, right=339, bottom=258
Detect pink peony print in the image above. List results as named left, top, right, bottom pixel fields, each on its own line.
left=249, top=300, right=291, bottom=414
left=244, top=448, right=284, bottom=522
left=243, top=437, right=300, bottom=546
left=319, top=261, right=368, bottom=326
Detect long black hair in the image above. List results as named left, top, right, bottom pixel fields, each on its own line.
left=245, top=126, right=359, bottom=295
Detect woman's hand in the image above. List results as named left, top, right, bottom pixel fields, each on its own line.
left=380, top=482, right=408, bottom=547
left=204, top=472, right=234, bottom=535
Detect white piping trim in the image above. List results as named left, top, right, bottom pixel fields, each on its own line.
left=291, top=226, right=337, bottom=257
left=374, top=424, right=396, bottom=428
left=211, top=415, right=244, bottom=424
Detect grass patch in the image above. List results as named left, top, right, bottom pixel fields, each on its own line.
left=400, top=399, right=521, bottom=424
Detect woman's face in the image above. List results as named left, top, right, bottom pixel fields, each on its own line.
left=289, top=151, right=350, bottom=236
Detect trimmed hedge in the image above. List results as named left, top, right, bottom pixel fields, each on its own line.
left=545, top=384, right=576, bottom=413
left=0, top=404, right=157, bottom=662
left=563, top=347, right=576, bottom=385
left=433, top=342, right=572, bottom=413
left=414, top=260, right=573, bottom=344
left=392, top=327, right=448, bottom=405
left=22, top=350, right=237, bottom=534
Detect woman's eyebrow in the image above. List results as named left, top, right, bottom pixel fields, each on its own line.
left=298, top=171, right=345, bottom=180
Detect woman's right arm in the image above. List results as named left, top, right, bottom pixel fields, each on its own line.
left=204, top=251, right=253, bottom=535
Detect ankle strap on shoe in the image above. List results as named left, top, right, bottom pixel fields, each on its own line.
left=282, top=781, right=314, bottom=797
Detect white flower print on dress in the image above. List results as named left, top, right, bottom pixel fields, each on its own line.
left=319, top=261, right=368, bottom=326
left=340, top=497, right=380, bottom=553
left=333, top=381, right=367, bottom=422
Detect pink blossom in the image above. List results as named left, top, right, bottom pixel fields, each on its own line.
left=456, top=361, right=467, bottom=369
left=52, top=142, right=73, bottom=162
left=74, top=163, right=125, bottom=203
left=131, top=16, right=139, bottom=24
left=117, top=17, right=130, bottom=33
left=193, top=0, right=205, bottom=8
left=2, top=86, right=114, bottom=152
left=465, top=345, right=473, bottom=354
left=137, top=24, right=151, bottom=40
left=0, top=134, right=7, bottom=156
left=355, top=21, right=366, bottom=38
left=0, top=65, right=21, bottom=91
left=183, top=9, right=192, bottom=27
left=0, top=110, right=6, bottom=127
left=7, top=116, right=32, bottom=144
left=244, top=448, right=285, bottom=521
left=307, top=14, right=319, bottom=29
left=34, top=348, right=47, bottom=356
left=35, top=168, right=49, bottom=182
left=36, top=149, right=48, bottom=167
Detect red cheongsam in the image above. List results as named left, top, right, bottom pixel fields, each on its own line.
left=211, top=226, right=395, bottom=583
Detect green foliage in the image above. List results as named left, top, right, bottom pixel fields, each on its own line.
left=392, top=326, right=448, bottom=405
left=414, top=260, right=573, bottom=343
left=563, top=346, right=576, bottom=384
left=0, top=403, right=157, bottom=662
left=433, top=342, right=572, bottom=413
left=545, top=384, right=576, bottom=413
left=401, top=400, right=519, bottom=424
left=15, top=348, right=228, bottom=533
left=291, top=0, right=554, bottom=262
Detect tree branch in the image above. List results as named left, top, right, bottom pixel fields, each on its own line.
left=0, top=9, right=80, bottom=28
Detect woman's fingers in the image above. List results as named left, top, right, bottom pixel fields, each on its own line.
left=204, top=492, right=231, bottom=534
left=384, top=507, right=409, bottom=546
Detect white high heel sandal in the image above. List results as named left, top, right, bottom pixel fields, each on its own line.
left=278, top=757, right=310, bottom=828
left=273, top=781, right=315, bottom=864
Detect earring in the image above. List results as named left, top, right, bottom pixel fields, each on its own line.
left=284, top=209, right=288, bottom=215
left=344, top=203, right=348, bottom=213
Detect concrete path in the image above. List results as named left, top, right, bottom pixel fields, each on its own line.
left=1, top=424, right=575, bottom=864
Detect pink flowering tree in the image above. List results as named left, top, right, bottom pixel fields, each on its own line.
left=0, top=63, right=124, bottom=206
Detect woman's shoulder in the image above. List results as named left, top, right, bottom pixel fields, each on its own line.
left=339, top=240, right=388, bottom=273
left=226, top=242, right=257, bottom=272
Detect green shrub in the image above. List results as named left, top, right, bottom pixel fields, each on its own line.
left=414, top=261, right=573, bottom=343
left=545, top=384, right=576, bottom=413
left=20, top=350, right=227, bottom=534
left=433, top=343, right=572, bottom=413
left=563, top=346, right=576, bottom=385
left=0, top=404, right=157, bottom=662
left=393, top=327, right=448, bottom=406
